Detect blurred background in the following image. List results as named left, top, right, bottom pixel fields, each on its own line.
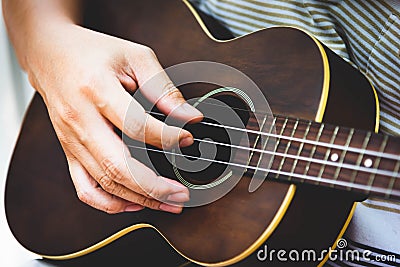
left=0, top=1, right=37, bottom=266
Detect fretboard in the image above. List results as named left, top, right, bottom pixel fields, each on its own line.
left=241, top=115, right=400, bottom=200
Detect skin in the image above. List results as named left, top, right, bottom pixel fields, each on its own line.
left=3, top=0, right=203, bottom=214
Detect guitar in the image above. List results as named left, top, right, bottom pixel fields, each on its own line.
left=5, top=0, right=400, bottom=266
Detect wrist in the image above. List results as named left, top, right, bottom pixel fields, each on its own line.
left=3, top=0, right=82, bottom=71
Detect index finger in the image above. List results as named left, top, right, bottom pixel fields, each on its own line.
left=127, top=46, right=203, bottom=122
left=95, top=76, right=194, bottom=149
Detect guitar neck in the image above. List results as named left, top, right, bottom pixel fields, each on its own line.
left=242, top=115, right=400, bottom=200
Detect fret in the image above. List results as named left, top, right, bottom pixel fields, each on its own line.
left=302, top=123, right=325, bottom=180
left=331, top=128, right=354, bottom=186
left=228, top=111, right=400, bottom=200
left=367, top=135, right=388, bottom=193
left=254, top=116, right=277, bottom=176
left=273, top=117, right=289, bottom=179
left=316, top=126, right=339, bottom=186
left=386, top=157, right=400, bottom=198
left=227, top=111, right=400, bottom=200
left=348, top=131, right=372, bottom=191
left=245, top=115, right=268, bottom=172
left=289, top=120, right=312, bottom=180
left=276, top=119, right=299, bottom=180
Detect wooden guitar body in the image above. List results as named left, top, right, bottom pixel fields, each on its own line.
left=5, top=0, right=379, bottom=266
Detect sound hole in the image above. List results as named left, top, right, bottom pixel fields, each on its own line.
left=148, top=92, right=251, bottom=187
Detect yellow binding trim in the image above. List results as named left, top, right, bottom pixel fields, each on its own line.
left=183, top=0, right=330, bottom=123
left=308, top=36, right=330, bottom=123
left=40, top=223, right=151, bottom=260
left=197, top=185, right=296, bottom=266
left=40, top=187, right=296, bottom=266
left=370, top=80, right=380, bottom=133
left=42, top=1, right=380, bottom=266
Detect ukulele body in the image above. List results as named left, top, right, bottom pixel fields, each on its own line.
left=5, top=0, right=378, bottom=266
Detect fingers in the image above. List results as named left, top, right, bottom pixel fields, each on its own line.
left=64, top=134, right=185, bottom=214
left=61, top=105, right=189, bottom=211
left=123, top=157, right=189, bottom=203
left=65, top=151, right=141, bottom=214
left=126, top=45, right=203, bottom=123
left=95, top=76, right=194, bottom=149
left=46, top=40, right=200, bottom=215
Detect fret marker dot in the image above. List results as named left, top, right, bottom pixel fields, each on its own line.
left=364, top=158, right=373, bottom=168
left=330, top=153, right=339, bottom=162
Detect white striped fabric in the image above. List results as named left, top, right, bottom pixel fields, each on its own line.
left=192, top=0, right=400, bottom=136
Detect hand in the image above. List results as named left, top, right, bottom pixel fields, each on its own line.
left=27, top=24, right=203, bottom=214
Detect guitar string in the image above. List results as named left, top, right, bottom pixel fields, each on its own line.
left=200, top=121, right=399, bottom=161
left=132, top=112, right=400, bottom=180
left=126, top=137, right=400, bottom=181
left=147, top=111, right=399, bottom=161
left=190, top=138, right=398, bottom=178
left=127, top=144, right=400, bottom=197
left=131, top=111, right=400, bottom=179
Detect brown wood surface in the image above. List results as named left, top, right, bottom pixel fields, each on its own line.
left=5, top=0, right=378, bottom=266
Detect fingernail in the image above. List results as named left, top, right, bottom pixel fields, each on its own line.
left=179, top=136, right=194, bottom=147
left=125, top=204, right=144, bottom=212
left=160, top=203, right=183, bottom=214
left=167, top=192, right=190, bottom=202
left=180, top=103, right=203, bottom=121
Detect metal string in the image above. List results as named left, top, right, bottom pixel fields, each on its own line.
left=146, top=110, right=400, bottom=161
left=127, top=144, right=400, bottom=197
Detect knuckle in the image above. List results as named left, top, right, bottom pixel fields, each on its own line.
left=78, top=84, right=94, bottom=97
left=124, top=114, right=146, bottom=140
left=58, top=103, right=80, bottom=124
left=161, top=84, right=183, bottom=103
left=107, top=182, right=128, bottom=200
left=161, top=80, right=176, bottom=94
left=74, top=180, right=124, bottom=214
left=101, top=158, right=126, bottom=183
left=77, top=76, right=107, bottom=109
left=114, top=186, right=128, bottom=199
left=135, top=195, right=147, bottom=207
left=136, top=195, right=158, bottom=210
left=94, top=97, right=109, bottom=111
left=76, top=132, right=89, bottom=146
left=76, top=73, right=98, bottom=96
left=97, top=174, right=116, bottom=192
left=82, top=85, right=107, bottom=111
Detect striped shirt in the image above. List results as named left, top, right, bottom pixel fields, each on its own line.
left=190, top=0, right=400, bottom=266
left=193, top=0, right=400, bottom=136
